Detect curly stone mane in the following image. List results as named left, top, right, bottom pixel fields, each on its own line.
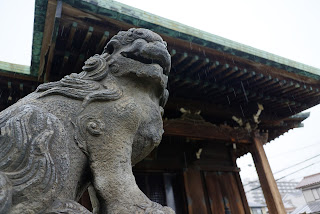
left=36, top=53, right=122, bottom=108
left=36, top=28, right=169, bottom=108
left=103, top=28, right=167, bottom=54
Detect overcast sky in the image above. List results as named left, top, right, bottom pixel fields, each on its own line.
left=1, top=0, right=320, bottom=183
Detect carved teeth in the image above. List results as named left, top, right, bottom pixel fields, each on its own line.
left=121, top=51, right=167, bottom=74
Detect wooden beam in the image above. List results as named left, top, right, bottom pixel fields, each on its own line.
left=59, top=51, right=70, bottom=76
left=190, top=58, right=210, bottom=75
left=206, top=63, right=229, bottom=79
left=249, top=75, right=272, bottom=88
left=163, top=119, right=251, bottom=143
left=38, top=0, right=58, bottom=79
left=192, top=164, right=240, bottom=172
left=80, top=26, right=94, bottom=52
left=164, top=97, right=286, bottom=123
left=0, top=70, right=39, bottom=82
left=165, top=97, right=235, bottom=118
left=221, top=68, right=245, bottom=84
left=250, top=131, right=286, bottom=214
left=237, top=71, right=256, bottom=83
left=172, top=52, right=188, bottom=67
left=95, top=31, right=110, bottom=54
left=295, top=85, right=318, bottom=99
left=206, top=60, right=220, bottom=72
left=66, top=22, right=78, bottom=49
left=175, top=78, right=193, bottom=88
left=134, top=159, right=184, bottom=170
left=267, top=80, right=292, bottom=95
left=221, top=66, right=239, bottom=80
left=169, top=49, right=177, bottom=57
left=44, top=0, right=62, bottom=82
left=179, top=55, right=199, bottom=72
left=74, top=54, right=85, bottom=74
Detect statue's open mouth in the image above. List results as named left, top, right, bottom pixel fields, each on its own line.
left=118, top=38, right=171, bottom=76
left=121, top=51, right=170, bottom=75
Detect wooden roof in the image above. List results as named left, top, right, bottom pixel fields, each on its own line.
left=1, top=0, right=319, bottom=149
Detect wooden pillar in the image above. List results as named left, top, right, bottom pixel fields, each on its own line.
left=250, top=131, right=286, bottom=214
left=183, top=168, right=208, bottom=214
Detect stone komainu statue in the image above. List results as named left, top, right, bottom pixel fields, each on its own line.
left=0, top=28, right=174, bottom=214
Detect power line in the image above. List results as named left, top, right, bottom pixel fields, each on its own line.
left=243, top=153, right=320, bottom=187
left=275, top=162, right=318, bottom=182
left=245, top=161, right=320, bottom=193
left=273, top=153, right=320, bottom=174
left=268, top=142, right=320, bottom=159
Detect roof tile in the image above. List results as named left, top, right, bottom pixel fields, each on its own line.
left=296, top=173, right=320, bottom=189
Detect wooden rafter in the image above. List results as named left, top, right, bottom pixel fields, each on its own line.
left=95, top=31, right=110, bottom=54
left=38, top=0, right=58, bottom=79
left=163, top=119, right=251, bottom=143
left=43, top=0, right=62, bottom=82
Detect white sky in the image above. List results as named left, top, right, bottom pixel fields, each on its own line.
left=0, top=0, right=35, bottom=65
left=1, top=0, right=320, bottom=183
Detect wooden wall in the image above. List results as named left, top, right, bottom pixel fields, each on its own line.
left=78, top=136, right=250, bottom=213
left=184, top=169, right=249, bottom=214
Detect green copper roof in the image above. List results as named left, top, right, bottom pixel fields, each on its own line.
left=32, top=0, right=320, bottom=80
left=0, top=61, right=30, bottom=75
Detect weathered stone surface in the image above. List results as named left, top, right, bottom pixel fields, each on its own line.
left=0, top=28, right=174, bottom=214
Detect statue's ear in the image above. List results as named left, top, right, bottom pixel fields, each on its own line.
left=74, top=115, right=106, bottom=156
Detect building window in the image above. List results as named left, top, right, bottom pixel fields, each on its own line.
left=303, top=190, right=315, bottom=202
left=312, top=189, right=320, bottom=200
left=252, top=208, right=263, bottom=214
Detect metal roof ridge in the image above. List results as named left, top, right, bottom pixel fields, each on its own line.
left=91, top=0, right=320, bottom=77
left=296, top=172, right=320, bottom=189
left=0, top=61, right=30, bottom=75
left=289, top=112, right=310, bottom=119
left=303, top=172, right=320, bottom=179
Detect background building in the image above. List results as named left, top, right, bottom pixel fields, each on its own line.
left=246, top=180, right=301, bottom=204
left=292, top=173, right=320, bottom=214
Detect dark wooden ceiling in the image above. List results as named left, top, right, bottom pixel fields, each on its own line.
left=0, top=0, right=318, bottom=147
left=42, top=2, right=320, bottom=121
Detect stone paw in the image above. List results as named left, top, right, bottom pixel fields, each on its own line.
left=135, top=201, right=175, bottom=214
left=45, top=199, right=92, bottom=214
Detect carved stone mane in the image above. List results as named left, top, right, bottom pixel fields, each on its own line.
left=36, top=53, right=122, bottom=107
left=0, top=28, right=173, bottom=214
